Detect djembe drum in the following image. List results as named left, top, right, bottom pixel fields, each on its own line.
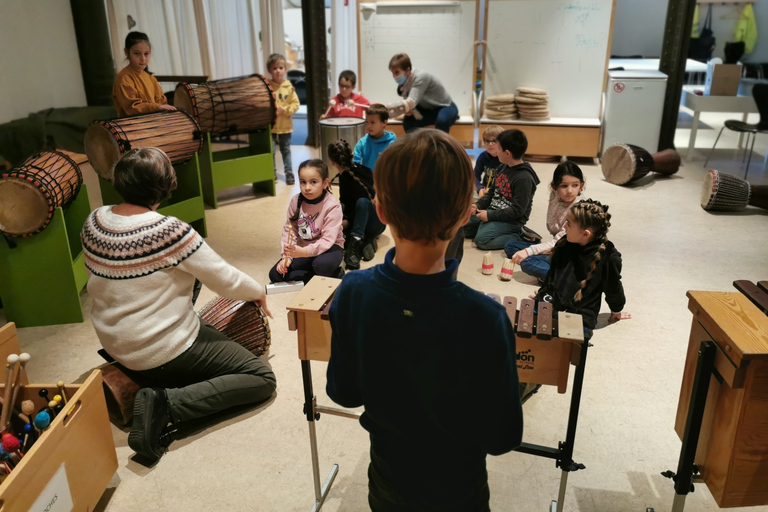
left=84, top=110, right=203, bottom=181
left=174, top=74, right=276, bottom=136
left=0, top=151, right=82, bottom=237
left=602, top=144, right=681, bottom=185
left=700, top=169, right=768, bottom=213
left=198, top=296, right=271, bottom=356
left=319, top=117, right=366, bottom=174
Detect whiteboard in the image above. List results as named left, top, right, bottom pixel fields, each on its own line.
left=358, top=0, right=478, bottom=116
left=485, top=0, right=614, bottom=119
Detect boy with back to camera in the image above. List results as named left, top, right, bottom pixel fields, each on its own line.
left=465, top=129, right=540, bottom=250
left=326, top=130, right=524, bottom=512
left=267, top=53, right=300, bottom=185
left=353, top=103, right=396, bottom=171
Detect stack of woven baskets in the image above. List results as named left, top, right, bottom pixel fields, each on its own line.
left=483, top=94, right=518, bottom=120
left=516, top=87, right=550, bottom=121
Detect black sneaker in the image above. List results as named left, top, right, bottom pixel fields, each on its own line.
left=344, top=237, right=363, bottom=270
left=361, top=237, right=378, bottom=262
left=285, top=172, right=295, bottom=185
left=128, top=388, right=172, bottom=460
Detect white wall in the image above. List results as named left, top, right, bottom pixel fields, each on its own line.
left=0, top=0, right=87, bottom=124
left=611, top=0, right=768, bottom=63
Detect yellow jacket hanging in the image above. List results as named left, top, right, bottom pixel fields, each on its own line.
left=734, top=4, right=758, bottom=53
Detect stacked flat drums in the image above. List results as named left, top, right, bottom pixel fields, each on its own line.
left=0, top=151, right=83, bottom=237
left=174, top=74, right=276, bottom=136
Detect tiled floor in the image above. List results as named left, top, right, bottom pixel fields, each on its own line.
left=4, top=109, right=768, bottom=511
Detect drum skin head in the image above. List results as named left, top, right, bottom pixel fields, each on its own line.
left=84, top=123, right=121, bottom=180
left=601, top=144, right=636, bottom=185
left=174, top=85, right=195, bottom=119
left=0, top=178, right=49, bottom=236
left=319, top=117, right=367, bottom=127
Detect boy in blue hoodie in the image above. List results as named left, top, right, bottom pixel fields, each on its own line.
left=353, top=104, right=397, bottom=171
left=465, top=129, right=540, bottom=250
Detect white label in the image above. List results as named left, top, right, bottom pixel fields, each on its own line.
left=28, top=464, right=74, bottom=512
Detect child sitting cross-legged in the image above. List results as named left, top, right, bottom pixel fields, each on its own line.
left=326, top=129, right=523, bottom=512
left=268, top=159, right=345, bottom=283
left=506, top=161, right=586, bottom=283
left=465, top=129, right=540, bottom=250
left=534, top=199, right=632, bottom=337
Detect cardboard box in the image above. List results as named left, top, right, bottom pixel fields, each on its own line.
left=705, top=64, right=742, bottom=96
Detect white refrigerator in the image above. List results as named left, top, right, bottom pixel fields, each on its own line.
left=602, top=70, right=668, bottom=154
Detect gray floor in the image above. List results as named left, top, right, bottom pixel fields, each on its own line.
left=5, top=109, right=768, bottom=512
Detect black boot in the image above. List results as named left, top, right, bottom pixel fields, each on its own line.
left=344, top=237, right=364, bottom=270
left=285, top=172, right=295, bottom=185
left=361, top=236, right=378, bottom=262
left=128, top=388, right=173, bottom=460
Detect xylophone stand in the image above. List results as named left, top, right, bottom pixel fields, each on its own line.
left=301, top=360, right=339, bottom=512
left=515, top=335, right=590, bottom=512
left=648, top=341, right=717, bottom=512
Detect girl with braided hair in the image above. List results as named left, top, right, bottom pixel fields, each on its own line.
left=328, top=139, right=385, bottom=270
left=534, top=199, right=631, bottom=334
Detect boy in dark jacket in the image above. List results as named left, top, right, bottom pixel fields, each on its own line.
left=465, top=129, right=540, bottom=250
left=327, top=130, right=523, bottom=512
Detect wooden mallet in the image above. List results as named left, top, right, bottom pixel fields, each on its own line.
left=1, top=354, right=20, bottom=428
left=8, top=353, right=30, bottom=417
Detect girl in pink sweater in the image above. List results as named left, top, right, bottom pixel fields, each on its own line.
left=269, top=159, right=345, bottom=283
left=504, top=161, right=586, bottom=282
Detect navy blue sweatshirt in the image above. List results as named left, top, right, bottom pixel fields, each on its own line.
left=473, top=151, right=501, bottom=191
left=535, top=239, right=626, bottom=330
left=475, top=162, right=540, bottom=223
left=327, top=249, right=523, bottom=510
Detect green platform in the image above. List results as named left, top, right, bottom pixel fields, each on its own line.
left=0, top=184, right=91, bottom=327
left=199, top=130, right=276, bottom=209
left=98, top=153, right=208, bottom=237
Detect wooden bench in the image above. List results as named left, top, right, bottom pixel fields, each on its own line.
left=479, top=117, right=601, bottom=158
left=387, top=115, right=476, bottom=148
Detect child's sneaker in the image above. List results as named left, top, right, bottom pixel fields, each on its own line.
left=285, top=172, right=295, bottom=185
left=361, top=237, right=378, bottom=262
left=128, top=388, right=173, bottom=460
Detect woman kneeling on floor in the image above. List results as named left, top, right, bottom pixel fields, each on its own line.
left=81, top=147, right=276, bottom=461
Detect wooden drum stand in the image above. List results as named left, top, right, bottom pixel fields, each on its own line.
left=287, top=278, right=588, bottom=512
left=655, top=280, right=768, bottom=512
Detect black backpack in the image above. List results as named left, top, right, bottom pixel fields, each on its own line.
left=689, top=5, right=716, bottom=62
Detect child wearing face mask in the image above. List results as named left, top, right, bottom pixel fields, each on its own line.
left=386, top=53, right=459, bottom=134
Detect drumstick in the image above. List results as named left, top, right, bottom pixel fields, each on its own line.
left=8, top=353, right=29, bottom=416
left=324, top=99, right=337, bottom=118
left=1, top=355, right=20, bottom=428
left=57, top=381, right=68, bottom=404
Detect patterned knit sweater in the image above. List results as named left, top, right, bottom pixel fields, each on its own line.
left=81, top=207, right=264, bottom=371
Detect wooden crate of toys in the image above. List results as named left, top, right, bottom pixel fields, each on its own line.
left=0, top=322, right=118, bottom=511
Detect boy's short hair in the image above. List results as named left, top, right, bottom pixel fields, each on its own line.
left=339, top=70, right=357, bottom=87
left=482, top=125, right=504, bottom=141
left=388, top=53, right=412, bottom=72
left=374, top=130, right=473, bottom=242
left=497, top=129, right=528, bottom=160
left=366, top=103, right=389, bottom=123
left=113, top=148, right=177, bottom=208
left=267, top=53, right=286, bottom=70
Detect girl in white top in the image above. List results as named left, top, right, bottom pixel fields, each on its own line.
left=504, top=161, right=586, bottom=282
